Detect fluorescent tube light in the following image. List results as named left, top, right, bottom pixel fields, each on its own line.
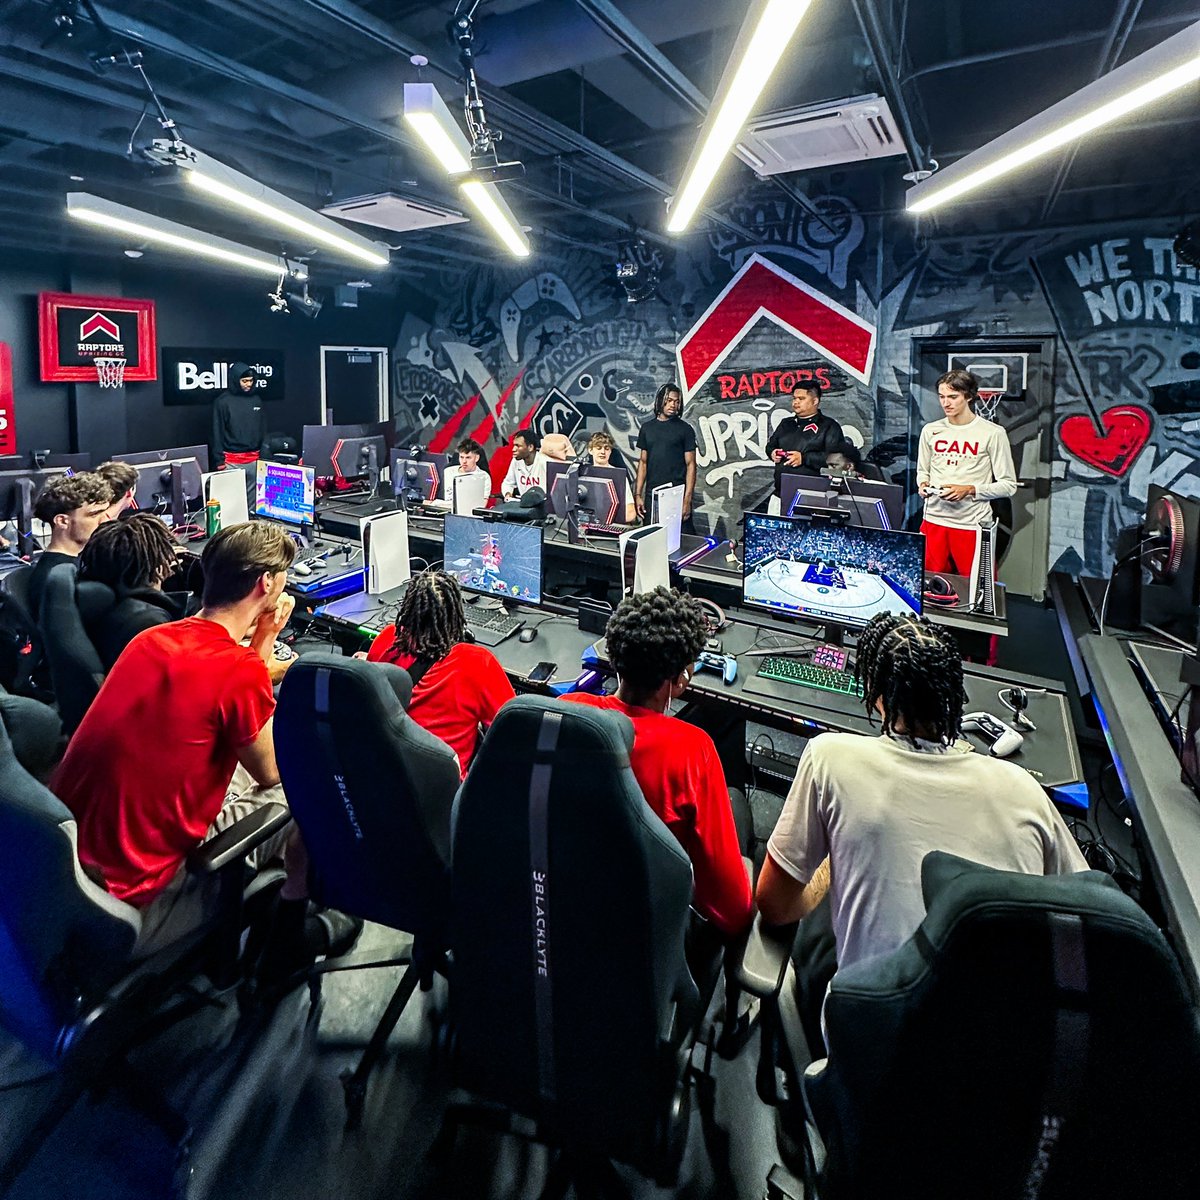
left=907, top=19, right=1200, bottom=214
left=146, top=140, right=391, bottom=268
left=67, top=192, right=286, bottom=277
left=404, top=82, right=531, bottom=258
left=667, top=0, right=815, bottom=234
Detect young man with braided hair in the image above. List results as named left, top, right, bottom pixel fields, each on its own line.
left=564, top=587, right=752, bottom=940
left=77, top=511, right=196, bottom=670
left=758, top=612, right=1086, bottom=985
left=366, top=569, right=515, bottom=777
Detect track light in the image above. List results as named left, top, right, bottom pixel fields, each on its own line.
left=145, top=140, right=391, bottom=268
left=67, top=192, right=290, bottom=277
left=403, top=82, right=531, bottom=258
left=907, top=20, right=1200, bottom=214
left=667, top=0, right=816, bottom=234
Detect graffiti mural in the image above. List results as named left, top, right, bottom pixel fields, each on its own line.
left=391, top=179, right=1200, bottom=579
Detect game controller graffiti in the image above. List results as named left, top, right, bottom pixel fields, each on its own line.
left=500, top=273, right=583, bottom=362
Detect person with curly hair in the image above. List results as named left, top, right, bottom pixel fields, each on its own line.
left=77, top=511, right=197, bottom=670
left=27, top=471, right=113, bottom=621
left=757, top=612, right=1085, bottom=1037
left=564, top=586, right=752, bottom=939
left=366, top=569, right=515, bottom=777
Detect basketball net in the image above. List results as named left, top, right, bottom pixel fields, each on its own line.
left=975, top=389, right=1004, bottom=422
left=94, top=357, right=126, bottom=389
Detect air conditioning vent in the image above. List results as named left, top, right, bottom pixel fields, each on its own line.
left=734, top=94, right=904, bottom=176
left=320, top=192, right=468, bottom=234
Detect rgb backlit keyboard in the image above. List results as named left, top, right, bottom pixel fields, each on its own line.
left=756, top=656, right=862, bottom=697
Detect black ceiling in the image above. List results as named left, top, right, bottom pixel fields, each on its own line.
left=1, top=0, right=1198, bottom=289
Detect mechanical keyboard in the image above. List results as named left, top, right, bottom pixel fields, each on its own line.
left=580, top=522, right=627, bottom=538
left=464, top=606, right=525, bottom=647
left=755, top=656, right=862, bottom=697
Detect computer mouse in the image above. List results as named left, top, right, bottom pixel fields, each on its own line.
left=293, top=561, right=312, bottom=577
left=519, top=627, right=538, bottom=643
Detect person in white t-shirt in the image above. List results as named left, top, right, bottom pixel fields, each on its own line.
left=916, top=369, right=1017, bottom=575
left=756, top=612, right=1087, bottom=1020
left=443, top=437, right=492, bottom=512
left=501, top=430, right=548, bottom=500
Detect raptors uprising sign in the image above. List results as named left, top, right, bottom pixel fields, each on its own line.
left=675, top=253, right=876, bottom=400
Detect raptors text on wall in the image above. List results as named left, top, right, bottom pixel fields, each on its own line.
left=38, top=292, right=157, bottom=383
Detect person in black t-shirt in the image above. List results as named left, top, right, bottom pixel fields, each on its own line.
left=635, top=383, right=697, bottom=530
left=27, top=472, right=113, bottom=622
left=765, top=382, right=845, bottom=498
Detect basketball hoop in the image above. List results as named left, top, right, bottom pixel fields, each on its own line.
left=975, top=389, right=1004, bottom=422
left=94, top=357, right=126, bottom=389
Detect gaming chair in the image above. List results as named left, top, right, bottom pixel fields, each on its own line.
left=785, top=852, right=1200, bottom=1200
left=272, top=653, right=462, bottom=1127
left=442, top=696, right=702, bottom=1192
left=0, top=707, right=290, bottom=1193
left=38, top=564, right=105, bottom=734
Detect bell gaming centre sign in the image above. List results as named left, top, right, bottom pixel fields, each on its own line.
left=161, top=349, right=286, bottom=406
left=38, top=292, right=157, bottom=383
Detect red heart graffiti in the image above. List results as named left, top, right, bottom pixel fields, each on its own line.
left=1059, top=405, right=1152, bottom=477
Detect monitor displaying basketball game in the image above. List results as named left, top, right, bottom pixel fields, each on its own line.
left=443, top=514, right=543, bottom=605
left=742, top=512, right=924, bottom=636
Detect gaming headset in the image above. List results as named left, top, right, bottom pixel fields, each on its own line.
left=923, top=574, right=960, bottom=608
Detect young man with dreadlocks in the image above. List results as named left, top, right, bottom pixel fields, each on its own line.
left=757, top=612, right=1085, bottom=983
left=635, top=383, right=696, bottom=530
left=77, top=511, right=196, bottom=670
left=366, top=569, right=515, bottom=777
left=564, top=587, right=752, bottom=942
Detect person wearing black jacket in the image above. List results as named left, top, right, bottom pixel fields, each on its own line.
left=765, top=383, right=845, bottom=497
left=211, top=362, right=267, bottom=472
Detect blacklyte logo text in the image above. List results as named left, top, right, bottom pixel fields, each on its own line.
left=532, top=869, right=549, bottom=977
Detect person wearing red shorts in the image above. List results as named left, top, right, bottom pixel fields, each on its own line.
left=917, top=369, right=1016, bottom=575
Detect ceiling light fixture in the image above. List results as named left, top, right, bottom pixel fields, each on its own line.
left=403, top=82, right=530, bottom=258
left=907, top=20, right=1200, bottom=214
left=67, top=192, right=291, bottom=277
left=144, top=140, right=391, bottom=268
left=667, top=0, right=816, bottom=234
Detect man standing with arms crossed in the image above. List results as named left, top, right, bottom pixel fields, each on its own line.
left=635, top=383, right=697, bottom=533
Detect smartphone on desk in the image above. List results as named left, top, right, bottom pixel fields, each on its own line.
left=527, top=661, right=557, bottom=685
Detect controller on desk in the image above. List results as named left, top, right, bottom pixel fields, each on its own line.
left=694, top=651, right=737, bottom=686
left=961, top=711, right=1023, bottom=758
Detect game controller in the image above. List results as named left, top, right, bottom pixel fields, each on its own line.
left=961, top=711, right=1023, bottom=758
left=694, top=651, right=737, bottom=686
left=925, top=484, right=949, bottom=499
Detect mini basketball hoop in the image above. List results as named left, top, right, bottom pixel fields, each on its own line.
left=975, top=389, right=1004, bottom=422
left=94, top=357, right=126, bottom=389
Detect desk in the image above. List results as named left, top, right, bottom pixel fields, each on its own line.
left=1080, top=634, right=1200, bottom=999
left=313, top=587, right=1076, bottom=789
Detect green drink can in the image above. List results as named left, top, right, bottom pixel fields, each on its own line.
left=205, top=498, right=222, bottom=537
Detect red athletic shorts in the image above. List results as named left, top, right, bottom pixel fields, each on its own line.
left=920, top=519, right=981, bottom=575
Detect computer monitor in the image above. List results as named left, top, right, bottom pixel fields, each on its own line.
left=581, top=464, right=628, bottom=519
left=390, top=448, right=443, bottom=506
left=113, top=446, right=208, bottom=516
left=1141, top=484, right=1200, bottom=647
left=443, top=514, right=543, bottom=605
left=781, top=472, right=902, bottom=530
left=302, top=421, right=391, bottom=482
left=0, top=452, right=92, bottom=472
left=255, top=460, right=316, bottom=527
left=742, top=511, right=925, bottom=644
left=330, top=433, right=387, bottom=494
left=0, top=468, right=71, bottom=554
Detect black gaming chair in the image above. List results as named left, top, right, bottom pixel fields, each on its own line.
left=758, top=852, right=1200, bottom=1200
left=273, top=653, right=462, bottom=1127
left=0, top=708, right=290, bottom=1193
left=0, top=564, right=45, bottom=696
left=442, top=696, right=701, bottom=1194
left=38, top=563, right=106, bottom=734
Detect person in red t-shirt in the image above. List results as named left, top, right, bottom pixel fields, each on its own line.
left=366, top=570, right=515, bottom=777
left=54, top=523, right=352, bottom=959
left=564, top=587, right=752, bottom=946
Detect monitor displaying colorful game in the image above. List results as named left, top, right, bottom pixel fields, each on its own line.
left=443, top=514, right=543, bottom=605
left=255, top=460, right=316, bottom=526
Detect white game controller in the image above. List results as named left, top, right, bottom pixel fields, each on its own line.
left=925, top=484, right=949, bottom=499
left=961, top=711, right=1024, bottom=758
